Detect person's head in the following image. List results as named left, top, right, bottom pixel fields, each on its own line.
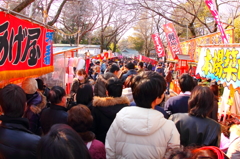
left=68, top=105, right=94, bottom=142
left=76, top=69, right=88, bottom=81
left=22, top=77, right=38, bottom=95
left=0, top=84, right=26, bottom=118
left=95, top=60, right=100, bottom=65
left=37, top=124, right=91, bottom=159
left=36, top=79, right=44, bottom=91
left=76, top=84, right=93, bottom=105
left=48, top=86, right=66, bottom=106
left=138, top=62, right=144, bottom=69
left=188, top=86, right=214, bottom=118
left=165, top=147, right=193, bottom=159
left=192, top=146, right=225, bottom=159
left=109, top=64, right=120, bottom=76
left=106, top=77, right=123, bottom=97
left=178, top=73, right=195, bottom=93
left=131, top=71, right=166, bottom=109
left=125, top=62, right=135, bottom=70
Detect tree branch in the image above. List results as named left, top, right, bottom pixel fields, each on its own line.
left=47, top=0, right=67, bottom=26
left=12, top=0, right=35, bottom=13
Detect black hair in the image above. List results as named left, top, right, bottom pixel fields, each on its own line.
left=109, top=64, right=120, bottom=73
left=36, top=79, right=44, bottom=91
left=0, top=84, right=26, bottom=118
left=106, top=77, right=123, bottom=97
left=131, top=71, right=166, bottom=108
left=188, top=86, right=214, bottom=118
left=138, top=62, right=144, bottom=68
left=126, top=62, right=135, bottom=69
left=178, top=73, right=195, bottom=92
left=76, top=84, right=93, bottom=105
left=48, top=86, right=66, bottom=104
left=37, top=124, right=91, bottom=159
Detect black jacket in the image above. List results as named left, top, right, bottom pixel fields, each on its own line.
left=169, top=113, right=221, bottom=147
left=0, top=115, right=40, bottom=159
left=40, top=104, right=68, bottom=134
left=92, top=96, right=130, bottom=143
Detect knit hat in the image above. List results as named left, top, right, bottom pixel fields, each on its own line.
left=21, top=78, right=38, bottom=94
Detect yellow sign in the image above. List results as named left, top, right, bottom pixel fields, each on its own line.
left=167, top=29, right=234, bottom=61
left=196, top=46, right=240, bottom=88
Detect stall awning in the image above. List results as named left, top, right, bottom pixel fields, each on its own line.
left=176, top=54, right=192, bottom=61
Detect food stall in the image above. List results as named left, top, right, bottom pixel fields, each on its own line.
left=0, top=11, right=54, bottom=88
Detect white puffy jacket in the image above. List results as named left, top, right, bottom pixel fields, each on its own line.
left=105, top=106, right=180, bottom=159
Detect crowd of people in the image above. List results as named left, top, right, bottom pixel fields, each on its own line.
left=0, top=58, right=239, bottom=159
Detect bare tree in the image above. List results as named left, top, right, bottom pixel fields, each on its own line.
left=122, top=0, right=240, bottom=40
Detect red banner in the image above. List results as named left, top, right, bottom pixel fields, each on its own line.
left=138, top=55, right=157, bottom=65
left=205, top=0, right=228, bottom=44
left=0, top=11, right=54, bottom=81
left=151, top=33, right=165, bottom=57
left=163, top=23, right=182, bottom=59
left=92, top=52, right=113, bottom=60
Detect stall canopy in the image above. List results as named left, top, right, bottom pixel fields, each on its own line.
left=0, top=11, right=54, bottom=87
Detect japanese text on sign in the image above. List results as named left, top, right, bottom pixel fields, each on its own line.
left=44, top=32, right=53, bottom=65
left=196, top=47, right=240, bottom=88
left=0, top=22, right=41, bottom=66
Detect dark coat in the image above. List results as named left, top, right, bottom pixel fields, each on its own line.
left=0, top=115, right=40, bottom=159
left=94, top=72, right=116, bottom=97
left=121, top=69, right=137, bottom=83
left=92, top=96, right=130, bottom=143
left=169, top=113, right=221, bottom=147
left=24, top=91, right=47, bottom=135
left=40, top=104, right=68, bottom=135
left=147, top=63, right=153, bottom=71
left=70, top=78, right=90, bottom=95
left=164, top=95, right=190, bottom=115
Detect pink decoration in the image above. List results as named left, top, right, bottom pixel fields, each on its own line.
left=68, top=58, right=74, bottom=67
left=65, top=73, right=68, bottom=83
left=68, top=74, right=74, bottom=83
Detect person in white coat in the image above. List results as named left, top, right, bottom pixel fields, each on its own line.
left=105, top=71, right=180, bottom=159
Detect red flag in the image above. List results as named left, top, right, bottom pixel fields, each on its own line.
left=163, top=23, right=183, bottom=59
left=85, top=58, right=90, bottom=74
left=151, top=33, right=165, bottom=57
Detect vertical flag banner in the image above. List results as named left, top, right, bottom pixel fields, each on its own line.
left=205, top=0, right=229, bottom=44
left=151, top=33, right=165, bottom=57
left=0, top=11, right=54, bottom=81
left=163, top=23, right=183, bottom=59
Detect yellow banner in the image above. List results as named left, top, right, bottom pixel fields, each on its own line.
left=167, top=29, right=234, bottom=61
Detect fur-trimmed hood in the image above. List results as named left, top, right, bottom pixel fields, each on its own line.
left=30, top=91, right=47, bottom=114
left=93, top=96, right=130, bottom=107
left=92, top=96, right=130, bottom=121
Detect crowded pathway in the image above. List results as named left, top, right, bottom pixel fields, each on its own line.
left=0, top=59, right=237, bottom=159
